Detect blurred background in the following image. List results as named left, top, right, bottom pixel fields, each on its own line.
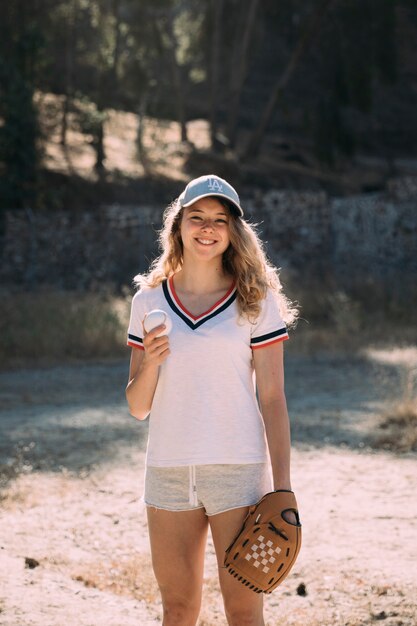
left=0, top=0, right=416, bottom=367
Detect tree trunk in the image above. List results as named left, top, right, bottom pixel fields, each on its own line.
left=110, top=0, right=122, bottom=99
left=146, top=4, right=189, bottom=142
left=61, top=0, right=76, bottom=147
left=243, top=0, right=334, bottom=160
left=61, top=95, right=69, bottom=147
left=209, top=0, right=223, bottom=151
left=136, top=91, right=150, bottom=175
left=226, top=0, right=260, bottom=149
left=163, top=13, right=188, bottom=142
left=93, top=110, right=106, bottom=179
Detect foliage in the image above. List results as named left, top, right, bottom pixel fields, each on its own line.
left=0, top=61, right=40, bottom=209
left=310, top=0, right=399, bottom=165
left=0, top=6, right=45, bottom=211
left=0, top=0, right=414, bottom=210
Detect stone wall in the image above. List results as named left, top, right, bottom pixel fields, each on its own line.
left=1, top=176, right=416, bottom=294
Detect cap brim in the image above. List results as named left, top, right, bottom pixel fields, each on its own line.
left=181, top=192, right=243, bottom=217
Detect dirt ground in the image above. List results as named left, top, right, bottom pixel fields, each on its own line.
left=0, top=350, right=416, bottom=626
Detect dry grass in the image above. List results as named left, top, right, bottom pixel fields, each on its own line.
left=71, top=559, right=417, bottom=626
left=1, top=284, right=416, bottom=369
left=282, top=274, right=417, bottom=357
left=373, top=368, right=417, bottom=451
left=0, top=289, right=130, bottom=370
left=71, top=554, right=225, bottom=624
left=72, top=553, right=160, bottom=606
left=1, top=248, right=416, bottom=370
left=374, top=401, right=417, bottom=452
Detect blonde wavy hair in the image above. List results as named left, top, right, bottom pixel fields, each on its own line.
left=133, top=197, right=299, bottom=327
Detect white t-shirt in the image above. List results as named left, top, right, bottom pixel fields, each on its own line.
left=127, top=276, right=289, bottom=467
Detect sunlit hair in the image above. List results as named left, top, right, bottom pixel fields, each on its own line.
left=133, top=198, right=299, bottom=327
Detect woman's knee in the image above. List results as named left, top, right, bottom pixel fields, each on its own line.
left=224, top=603, right=264, bottom=626
left=161, top=595, right=201, bottom=626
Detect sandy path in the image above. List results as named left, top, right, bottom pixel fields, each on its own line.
left=0, top=353, right=416, bottom=626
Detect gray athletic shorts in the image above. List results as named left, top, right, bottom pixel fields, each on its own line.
left=144, top=462, right=272, bottom=516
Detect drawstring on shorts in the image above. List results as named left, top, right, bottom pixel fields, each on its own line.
left=188, top=465, right=198, bottom=506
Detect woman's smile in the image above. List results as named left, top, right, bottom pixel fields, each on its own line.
left=195, top=238, right=217, bottom=246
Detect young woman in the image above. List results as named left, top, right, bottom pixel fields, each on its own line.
left=126, top=174, right=299, bottom=626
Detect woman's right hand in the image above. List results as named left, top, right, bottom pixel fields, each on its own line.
left=142, top=322, right=171, bottom=368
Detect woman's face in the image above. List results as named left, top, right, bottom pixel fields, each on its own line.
left=180, top=197, right=231, bottom=262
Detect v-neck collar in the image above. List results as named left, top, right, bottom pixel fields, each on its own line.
left=162, top=275, right=237, bottom=330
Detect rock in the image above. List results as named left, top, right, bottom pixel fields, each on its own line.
left=296, top=582, right=307, bottom=596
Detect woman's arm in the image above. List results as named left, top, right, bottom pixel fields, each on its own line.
left=126, top=322, right=170, bottom=420
left=252, top=341, right=292, bottom=491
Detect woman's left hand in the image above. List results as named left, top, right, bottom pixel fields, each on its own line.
left=273, top=486, right=299, bottom=525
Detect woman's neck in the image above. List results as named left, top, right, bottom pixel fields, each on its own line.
left=173, top=266, right=233, bottom=296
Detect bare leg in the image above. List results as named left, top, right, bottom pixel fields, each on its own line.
left=209, top=507, right=265, bottom=626
left=146, top=506, right=209, bottom=626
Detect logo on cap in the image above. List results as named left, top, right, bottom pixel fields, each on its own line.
left=207, top=177, right=223, bottom=193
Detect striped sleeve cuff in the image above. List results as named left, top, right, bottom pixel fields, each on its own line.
left=251, top=328, right=289, bottom=350
left=127, top=333, right=145, bottom=350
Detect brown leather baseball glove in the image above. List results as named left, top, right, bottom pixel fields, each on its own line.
left=224, top=490, right=302, bottom=594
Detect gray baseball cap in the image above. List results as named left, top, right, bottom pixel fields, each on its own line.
left=179, top=174, right=244, bottom=217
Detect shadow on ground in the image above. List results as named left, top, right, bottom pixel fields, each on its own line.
left=0, top=354, right=407, bottom=488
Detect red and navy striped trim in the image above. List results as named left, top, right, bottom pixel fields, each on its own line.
left=251, top=328, right=289, bottom=349
left=163, top=276, right=237, bottom=330
left=127, top=333, right=144, bottom=350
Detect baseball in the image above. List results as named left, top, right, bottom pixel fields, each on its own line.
left=143, top=309, right=173, bottom=337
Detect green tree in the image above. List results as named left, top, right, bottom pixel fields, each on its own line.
left=0, top=3, right=44, bottom=211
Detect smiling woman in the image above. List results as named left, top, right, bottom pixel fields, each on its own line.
left=125, top=174, right=300, bottom=626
